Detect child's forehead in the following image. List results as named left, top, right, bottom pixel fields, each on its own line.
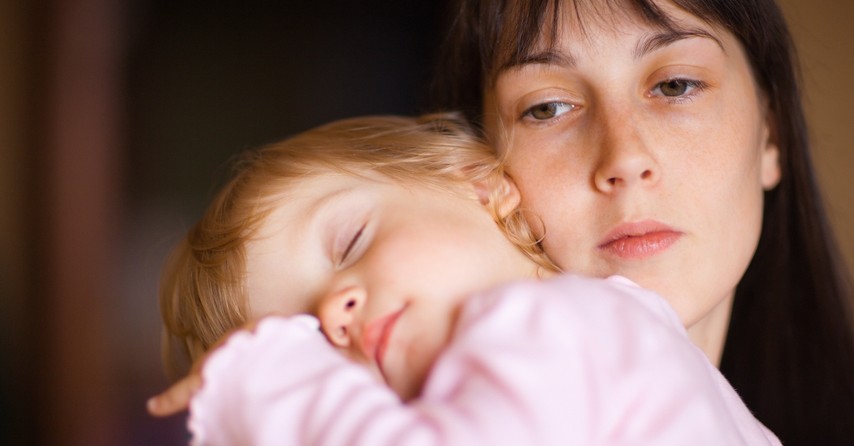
left=254, top=168, right=466, bottom=236
left=264, top=170, right=373, bottom=209
left=254, top=171, right=385, bottom=231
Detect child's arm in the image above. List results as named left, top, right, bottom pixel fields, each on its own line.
left=173, top=275, right=782, bottom=446
left=147, top=316, right=289, bottom=419
left=185, top=315, right=431, bottom=445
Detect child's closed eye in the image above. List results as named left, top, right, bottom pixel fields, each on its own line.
left=340, top=224, right=365, bottom=265
left=337, top=225, right=366, bottom=268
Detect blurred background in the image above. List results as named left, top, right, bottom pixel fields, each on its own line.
left=0, top=0, right=851, bottom=444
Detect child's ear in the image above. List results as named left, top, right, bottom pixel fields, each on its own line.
left=473, top=174, right=521, bottom=218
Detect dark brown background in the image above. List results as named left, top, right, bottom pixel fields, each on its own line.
left=0, top=1, right=850, bottom=444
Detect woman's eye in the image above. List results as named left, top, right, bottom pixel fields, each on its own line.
left=522, top=101, right=575, bottom=121
left=652, top=78, right=706, bottom=99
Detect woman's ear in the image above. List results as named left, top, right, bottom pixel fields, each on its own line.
left=473, top=174, right=521, bottom=218
left=760, top=111, right=782, bottom=190
left=761, top=144, right=781, bottom=190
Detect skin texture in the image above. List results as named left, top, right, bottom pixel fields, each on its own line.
left=243, top=171, right=543, bottom=400
left=483, top=2, right=781, bottom=363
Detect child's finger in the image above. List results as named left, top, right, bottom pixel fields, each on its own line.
left=147, top=374, right=203, bottom=417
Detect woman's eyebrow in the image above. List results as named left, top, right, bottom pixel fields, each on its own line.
left=633, top=28, right=725, bottom=59
left=496, top=27, right=723, bottom=77
left=496, top=49, right=576, bottom=76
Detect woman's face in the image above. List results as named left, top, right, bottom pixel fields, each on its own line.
left=483, top=1, right=781, bottom=353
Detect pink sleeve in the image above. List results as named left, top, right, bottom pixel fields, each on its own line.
left=422, top=275, right=781, bottom=445
left=188, top=316, right=439, bottom=446
left=188, top=275, right=781, bottom=446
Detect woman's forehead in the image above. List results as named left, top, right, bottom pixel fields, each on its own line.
left=490, top=0, right=723, bottom=79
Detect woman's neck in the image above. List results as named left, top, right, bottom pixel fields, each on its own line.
left=687, top=295, right=734, bottom=366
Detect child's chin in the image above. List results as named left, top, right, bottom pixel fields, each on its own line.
left=391, top=376, right=424, bottom=402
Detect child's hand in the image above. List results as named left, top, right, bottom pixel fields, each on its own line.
left=147, top=369, right=204, bottom=417
left=146, top=315, right=321, bottom=417
left=146, top=326, right=237, bottom=418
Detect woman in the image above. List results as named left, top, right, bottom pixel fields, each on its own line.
left=431, top=0, right=854, bottom=444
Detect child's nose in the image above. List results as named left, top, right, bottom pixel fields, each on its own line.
left=318, top=286, right=366, bottom=348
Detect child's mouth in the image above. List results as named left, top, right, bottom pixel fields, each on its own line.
left=362, top=304, right=408, bottom=378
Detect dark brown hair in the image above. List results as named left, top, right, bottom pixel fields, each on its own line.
left=431, top=0, right=854, bottom=444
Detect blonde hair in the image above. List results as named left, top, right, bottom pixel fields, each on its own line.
left=159, top=112, right=556, bottom=376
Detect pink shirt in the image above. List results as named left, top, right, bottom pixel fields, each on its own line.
left=189, top=274, right=781, bottom=445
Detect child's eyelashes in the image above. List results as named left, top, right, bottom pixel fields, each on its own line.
left=338, top=224, right=366, bottom=267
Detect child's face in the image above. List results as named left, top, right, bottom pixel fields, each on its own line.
left=244, top=170, right=542, bottom=400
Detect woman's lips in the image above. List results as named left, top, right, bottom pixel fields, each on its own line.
left=598, top=221, right=682, bottom=259
left=361, top=305, right=407, bottom=377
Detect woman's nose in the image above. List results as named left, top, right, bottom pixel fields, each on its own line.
left=592, top=116, right=659, bottom=193
left=317, top=286, right=366, bottom=348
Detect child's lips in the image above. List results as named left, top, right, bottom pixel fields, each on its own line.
left=361, top=305, right=407, bottom=376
